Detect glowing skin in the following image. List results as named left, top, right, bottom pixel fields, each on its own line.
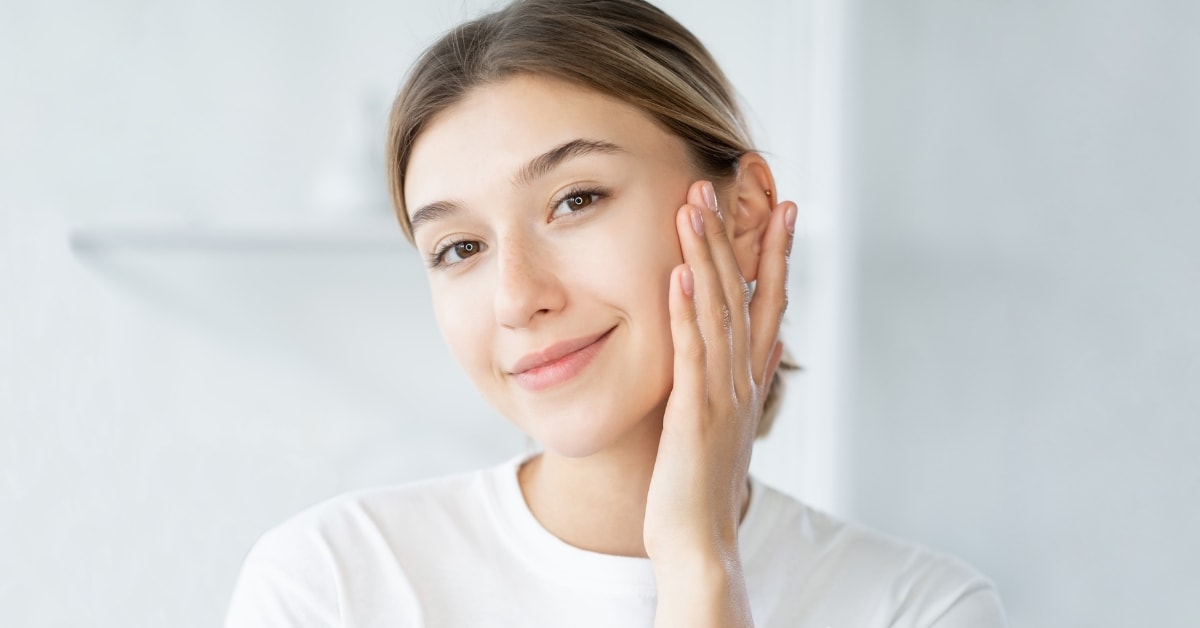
left=403, top=67, right=795, bottom=628
left=404, top=74, right=694, bottom=460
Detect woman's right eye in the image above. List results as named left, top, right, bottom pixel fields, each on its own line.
left=430, top=239, right=485, bottom=268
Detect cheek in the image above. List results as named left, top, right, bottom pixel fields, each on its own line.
left=579, top=202, right=683, bottom=356
left=625, top=199, right=685, bottom=302
left=578, top=202, right=680, bottom=302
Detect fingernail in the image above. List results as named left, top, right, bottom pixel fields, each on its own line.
left=681, top=265, right=694, bottom=296
left=702, top=181, right=718, bottom=213
left=690, top=206, right=705, bottom=236
left=785, top=204, right=797, bottom=235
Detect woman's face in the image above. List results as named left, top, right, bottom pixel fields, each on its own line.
left=404, top=74, right=698, bottom=457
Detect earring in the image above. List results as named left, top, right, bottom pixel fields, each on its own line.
left=765, top=190, right=773, bottom=198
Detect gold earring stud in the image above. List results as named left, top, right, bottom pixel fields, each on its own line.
left=765, top=190, right=772, bottom=197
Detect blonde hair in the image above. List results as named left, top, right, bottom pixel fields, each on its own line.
left=386, top=0, right=798, bottom=437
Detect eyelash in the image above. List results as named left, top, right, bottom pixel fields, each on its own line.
left=426, top=185, right=609, bottom=270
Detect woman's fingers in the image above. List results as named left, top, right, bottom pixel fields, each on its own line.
left=676, top=194, right=732, bottom=399
left=687, top=181, right=752, bottom=398
left=666, top=259, right=705, bottom=411
left=674, top=181, right=793, bottom=406
left=748, top=201, right=796, bottom=383
left=764, top=339, right=785, bottom=392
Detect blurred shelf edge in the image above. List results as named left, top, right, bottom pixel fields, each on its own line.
left=68, top=212, right=817, bottom=256
left=68, top=212, right=415, bottom=254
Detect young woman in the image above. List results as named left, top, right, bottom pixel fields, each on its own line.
left=227, top=1, right=1007, bottom=626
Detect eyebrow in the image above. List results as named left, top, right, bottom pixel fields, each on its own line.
left=409, top=138, right=624, bottom=235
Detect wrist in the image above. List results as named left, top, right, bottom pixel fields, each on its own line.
left=652, top=554, right=753, bottom=628
left=646, top=526, right=740, bottom=571
left=651, top=548, right=742, bottom=586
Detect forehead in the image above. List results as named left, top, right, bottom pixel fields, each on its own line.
left=404, top=74, right=687, bottom=216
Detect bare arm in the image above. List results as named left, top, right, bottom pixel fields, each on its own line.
left=645, top=177, right=795, bottom=628
left=653, top=554, right=754, bottom=628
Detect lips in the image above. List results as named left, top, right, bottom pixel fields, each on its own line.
left=508, top=327, right=616, bottom=392
left=510, top=327, right=615, bottom=374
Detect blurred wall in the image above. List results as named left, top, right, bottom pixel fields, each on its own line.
left=841, top=0, right=1200, bottom=626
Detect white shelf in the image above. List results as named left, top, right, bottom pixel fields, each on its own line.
left=68, top=213, right=413, bottom=254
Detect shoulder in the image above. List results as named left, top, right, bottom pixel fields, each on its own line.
left=225, top=466, right=497, bottom=628
left=266, top=466, right=489, bottom=543
left=745, top=480, right=1007, bottom=627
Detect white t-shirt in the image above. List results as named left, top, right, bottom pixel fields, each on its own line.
left=226, top=453, right=1006, bottom=627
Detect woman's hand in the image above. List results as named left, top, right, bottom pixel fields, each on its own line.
left=643, top=179, right=795, bottom=572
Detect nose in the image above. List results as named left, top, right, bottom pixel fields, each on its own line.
left=492, top=232, right=566, bottom=329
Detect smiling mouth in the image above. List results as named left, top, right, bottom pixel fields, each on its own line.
left=511, top=327, right=616, bottom=392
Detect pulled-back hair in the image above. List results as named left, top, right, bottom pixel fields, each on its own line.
left=387, top=0, right=797, bottom=437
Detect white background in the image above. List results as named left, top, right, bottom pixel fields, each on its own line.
left=1, top=0, right=1197, bottom=626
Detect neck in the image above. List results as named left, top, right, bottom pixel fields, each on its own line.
left=518, top=411, right=663, bottom=558
left=516, top=409, right=751, bottom=559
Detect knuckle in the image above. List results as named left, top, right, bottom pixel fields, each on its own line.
left=721, top=304, right=734, bottom=333
left=671, top=302, right=694, bottom=321
left=680, top=338, right=706, bottom=361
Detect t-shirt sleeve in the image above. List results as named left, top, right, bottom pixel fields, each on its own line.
left=927, top=584, right=1008, bottom=628
left=883, top=549, right=1008, bottom=628
left=224, top=524, right=341, bottom=628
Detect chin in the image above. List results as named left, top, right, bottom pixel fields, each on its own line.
left=484, top=356, right=674, bottom=458
left=513, top=399, right=654, bottom=459
left=538, top=435, right=611, bottom=459
left=528, top=413, right=631, bottom=459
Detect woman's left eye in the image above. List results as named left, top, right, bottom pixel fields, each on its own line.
left=550, top=188, right=605, bottom=219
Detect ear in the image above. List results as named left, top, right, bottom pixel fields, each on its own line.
left=725, top=152, right=777, bottom=283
